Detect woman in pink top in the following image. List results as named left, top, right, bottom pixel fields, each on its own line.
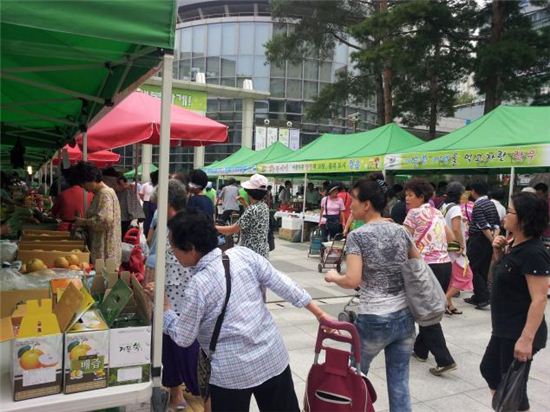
left=403, top=178, right=457, bottom=376
left=319, top=184, right=345, bottom=241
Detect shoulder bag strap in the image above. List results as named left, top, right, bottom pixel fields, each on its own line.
left=209, top=254, right=231, bottom=354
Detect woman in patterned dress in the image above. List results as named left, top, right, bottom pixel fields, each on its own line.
left=215, top=174, right=270, bottom=259
left=74, top=162, right=121, bottom=267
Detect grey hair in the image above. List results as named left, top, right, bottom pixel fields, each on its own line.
left=150, top=179, right=187, bottom=211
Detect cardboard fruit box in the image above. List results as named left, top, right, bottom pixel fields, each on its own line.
left=108, top=276, right=151, bottom=386
left=19, top=240, right=86, bottom=251
left=10, top=298, right=63, bottom=401
left=18, top=248, right=90, bottom=267
left=21, top=230, right=71, bottom=238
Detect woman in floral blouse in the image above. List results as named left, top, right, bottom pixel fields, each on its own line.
left=74, top=162, right=121, bottom=267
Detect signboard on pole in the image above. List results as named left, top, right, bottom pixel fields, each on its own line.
left=289, top=129, right=300, bottom=150
left=255, top=126, right=267, bottom=151
left=267, top=127, right=278, bottom=146
left=278, top=128, right=289, bottom=147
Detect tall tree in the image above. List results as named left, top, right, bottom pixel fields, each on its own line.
left=474, top=0, right=550, bottom=113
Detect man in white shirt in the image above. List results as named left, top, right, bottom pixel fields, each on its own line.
left=489, top=188, right=506, bottom=225
left=141, top=171, right=158, bottom=236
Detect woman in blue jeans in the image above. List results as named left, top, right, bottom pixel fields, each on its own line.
left=326, top=178, right=415, bottom=412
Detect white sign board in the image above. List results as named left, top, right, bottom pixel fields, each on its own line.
left=278, top=128, right=289, bottom=147
left=267, top=127, right=278, bottom=146
left=289, top=129, right=300, bottom=150
left=255, top=126, right=267, bottom=151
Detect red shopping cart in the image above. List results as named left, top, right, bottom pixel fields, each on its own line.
left=305, top=317, right=376, bottom=412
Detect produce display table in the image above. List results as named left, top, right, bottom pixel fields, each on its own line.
left=273, top=211, right=320, bottom=223
left=1, top=373, right=152, bottom=412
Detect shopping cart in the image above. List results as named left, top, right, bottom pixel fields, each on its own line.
left=308, top=228, right=323, bottom=257
left=304, top=317, right=376, bottom=412
left=337, top=293, right=361, bottom=324
left=318, top=234, right=346, bottom=273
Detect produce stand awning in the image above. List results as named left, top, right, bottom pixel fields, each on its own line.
left=51, top=145, right=120, bottom=168
left=203, top=147, right=256, bottom=175
left=385, top=106, right=550, bottom=170
left=205, top=142, right=293, bottom=176
left=1, top=0, right=176, bottom=159
left=258, top=123, right=423, bottom=175
left=75, top=92, right=229, bottom=152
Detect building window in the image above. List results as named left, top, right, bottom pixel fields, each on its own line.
left=236, top=55, right=254, bottom=76
left=239, top=23, right=255, bottom=54
left=304, top=81, right=319, bottom=100
left=192, top=26, right=206, bottom=58
left=270, top=79, right=285, bottom=98
left=221, top=56, right=236, bottom=77
left=207, top=24, right=222, bottom=55
left=222, top=23, right=237, bottom=55
left=286, top=80, right=302, bottom=99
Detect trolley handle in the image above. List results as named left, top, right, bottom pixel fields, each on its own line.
left=315, top=318, right=361, bottom=363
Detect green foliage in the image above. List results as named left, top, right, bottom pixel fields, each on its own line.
left=267, top=0, right=549, bottom=133
left=474, top=1, right=550, bottom=112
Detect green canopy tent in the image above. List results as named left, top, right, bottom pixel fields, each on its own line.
left=202, top=147, right=256, bottom=176
left=124, top=163, right=158, bottom=178
left=383, top=106, right=550, bottom=197
left=385, top=106, right=550, bottom=170
left=258, top=123, right=423, bottom=175
left=1, top=0, right=175, bottom=164
left=206, top=142, right=293, bottom=176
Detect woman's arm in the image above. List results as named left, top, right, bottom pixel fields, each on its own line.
left=514, top=275, right=548, bottom=361
left=318, top=204, right=325, bottom=226
left=343, top=214, right=354, bottom=236
left=216, top=223, right=240, bottom=235
left=450, top=216, right=464, bottom=249
left=325, top=254, right=362, bottom=289
left=339, top=211, right=345, bottom=227
left=306, top=300, right=329, bottom=321
left=444, top=222, right=456, bottom=243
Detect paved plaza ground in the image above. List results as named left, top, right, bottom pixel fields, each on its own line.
left=127, top=238, right=550, bottom=412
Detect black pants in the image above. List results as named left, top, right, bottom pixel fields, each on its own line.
left=320, top=215, right=342, bottom=242
left=480, top=336, right=537, bottom=411
left=467, top=233, right=493, bottom=303
left=143, top=201, right=156, bottom=236
left=209, top=365, right=300, bottom=412
left=219, top=209, right=239, bottom=225
left=414, top=263, right=455, bottom=367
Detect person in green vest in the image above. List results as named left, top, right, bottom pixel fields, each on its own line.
left=238, top=183, right=250, bottom=210
left=204, top=181, right=217, bottom=207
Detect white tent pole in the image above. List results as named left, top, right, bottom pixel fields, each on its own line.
left=508, top=167, right=516, bottom=204
left=82, top=131, right=88, bottom=213
left=152, top=52, right=173, bottom=387
left=301, top=173, right=308, bottom=243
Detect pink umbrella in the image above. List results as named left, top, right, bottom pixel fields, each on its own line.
left=76, top=91, right=228, bottom=152
left=53, top=145, right=120, bottom=168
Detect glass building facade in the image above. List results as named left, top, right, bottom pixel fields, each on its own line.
left=116, top=0, right=378, bottom=172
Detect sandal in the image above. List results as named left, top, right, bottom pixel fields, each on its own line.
left=447, top=306, right=463, bottom=315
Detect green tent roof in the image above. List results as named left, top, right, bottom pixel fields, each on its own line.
left=124, top=164, right=158, bottom=178
left=384, top=106, right=550, bottom=171
left=236, top=142, right=293, bottom=169
left=398, top=106, right=550, bottom=153
left=203, top=147, right=256, bottom=175
left=1, top=0, right=176, bottom=161
left=274, top=123, right=423, bottom=163
left=205, top=143, right=293, bottom=176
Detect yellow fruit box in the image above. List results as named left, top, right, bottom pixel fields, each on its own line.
left=56, top=283, right=109, bottom=394
left=10, top=298, right=63, bottom=401
left=21, top=229, right=71, bottom=239
left=17, top=247, right=90, bottom=268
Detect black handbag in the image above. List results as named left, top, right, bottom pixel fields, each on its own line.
left=197, top=254, right=231, bottom=400
left=492, top=359, right=529, bottom=412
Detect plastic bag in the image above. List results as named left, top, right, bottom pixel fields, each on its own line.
left=0, top=240, right=18, bottom=262
left=0, top=267, right=83, bottom=291
left=492, top=360, right=529, bottom=412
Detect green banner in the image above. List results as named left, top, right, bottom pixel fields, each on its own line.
left=258, top=155, right=384, bottom=175
left=384, top=145, right=550, bottom=170
left=139, top=85, right=207, bottom=114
